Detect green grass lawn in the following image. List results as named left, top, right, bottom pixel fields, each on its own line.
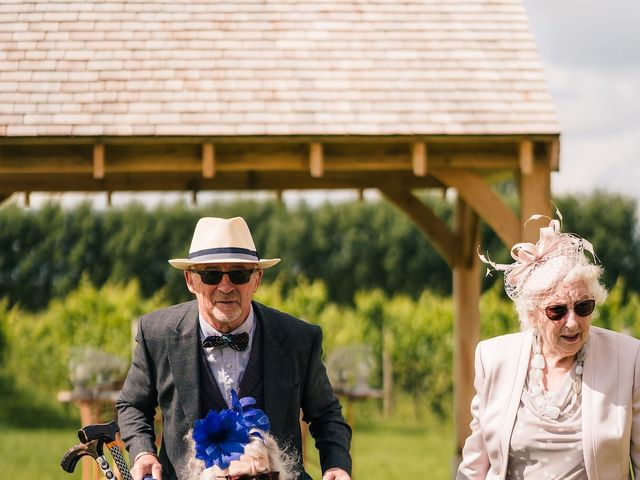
left=0, top=393, right=454, bottom=480
left=304, top=397, right=455, bottom=479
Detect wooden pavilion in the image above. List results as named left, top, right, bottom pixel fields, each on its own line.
left=0, top=0, right=560, bottom=466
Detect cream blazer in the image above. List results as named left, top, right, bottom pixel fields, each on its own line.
left=457, top=326, right=640, bottom=480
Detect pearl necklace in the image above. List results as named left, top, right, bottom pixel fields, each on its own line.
left=527, top=334, right=586, bottom=420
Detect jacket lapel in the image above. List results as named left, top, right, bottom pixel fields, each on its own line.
left=255, top=303, right=296, bottom=438
left=500, top=330, right=532, bottom=475
left=166, top=301, right=203, bottom=427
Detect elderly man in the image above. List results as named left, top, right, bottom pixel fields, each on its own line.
left=116, top=217, right=352, bottom=480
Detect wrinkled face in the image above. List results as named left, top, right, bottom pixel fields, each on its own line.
left=530, top=279, right=594, bottom=361
left=201, top=441, right=271, bottom=480
left=185, top=263, right=263, bottom=333
left=226, top=449, right=270, bottom=477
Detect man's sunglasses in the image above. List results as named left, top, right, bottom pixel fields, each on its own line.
left=215, top=473, right=279, bottom=480
left=541, top=299, right=596, bottom=321
left=190, top=269, right=256, bottom=285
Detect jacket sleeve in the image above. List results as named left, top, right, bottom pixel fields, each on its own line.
left=116, top=316, right=159, bottom=463
left=631, top=342, right=640, bottom=477
left=457, top=341, right=490, bottom=479
left=301, top=326, right=353, bottom=475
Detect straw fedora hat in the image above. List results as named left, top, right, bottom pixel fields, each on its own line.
left=168, top=217, right=280, bottom=270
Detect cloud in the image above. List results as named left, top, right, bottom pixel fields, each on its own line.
left=545, top=66, right=640, bottom=136
left=523, top=0, right=640, bottom=68
left=523, top=0, right=640, bottom=210
left=553, top=122, right=640, bottom=200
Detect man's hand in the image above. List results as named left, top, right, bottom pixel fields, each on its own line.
left=322, top=467, right=351, bottom=480
left=131, top=452, right=163, bottom=480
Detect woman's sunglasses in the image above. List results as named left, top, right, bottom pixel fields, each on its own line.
left=541, top=299, right=596, bottom=321
left=190, top=269, right=256, bottom=285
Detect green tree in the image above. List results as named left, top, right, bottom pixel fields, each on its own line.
left=556, top=192, right=640, bottom=293
left=1, top=191, right=638, bottom=312
left=3, top=277, right=166, bottom=396
left=387, top=291, right=454, bottom=420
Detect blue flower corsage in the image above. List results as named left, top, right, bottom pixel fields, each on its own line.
left=192, top=390, right=271, bottom=469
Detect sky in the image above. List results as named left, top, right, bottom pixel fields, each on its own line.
left=23, top=0, right=640, bottom=210
left=522, top=0, right=640, bottom=206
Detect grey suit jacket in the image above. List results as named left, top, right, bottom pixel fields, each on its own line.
left=116, top=300, right=352, bottom=480
left=457, top=326, right=640, bottom=479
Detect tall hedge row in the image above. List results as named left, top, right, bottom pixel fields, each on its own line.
left=0, top=191, right=638, bottom=313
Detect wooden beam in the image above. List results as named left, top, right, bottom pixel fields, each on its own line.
left=519, top=140, right=533, bottom=176
left=202, top=143, right=215, bottom=178
left=380, top=188, right=456, bottom=267
left=309, top=142, right=324, bottom=177
left=93, top=144, right=105, bottom=179
left=0, top=133, right=561, bottom=147
left=548, top=138, right=560, bottom=171
left=452, top=198, right=481, bottom=459
left=0, top=171, right=443, bottom=192
left=455, top=201, right=481, bottom=268
left=412, top=141, right=428, bottom=176
left=0, top=143, right=519, bottom=175
left=432, top=170, right=520, bottom=249
left=520, top=151, right=552, bottom=242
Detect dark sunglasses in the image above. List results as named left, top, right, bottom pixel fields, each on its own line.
left=190, top=269, right=256, bottom=285
left=216, top=473, right=279, bottom=480
left=541, top=299, right=596, bottom=321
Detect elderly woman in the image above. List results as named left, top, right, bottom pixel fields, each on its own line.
left=457, top=215, right=640, bottom=479
left=184, top=390, right=296, bottom=480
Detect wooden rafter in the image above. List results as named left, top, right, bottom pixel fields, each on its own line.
left=202, top=143, right=215, bottom=178
left=92, top=143, right=104, bottom=179
left=309, top=142, right=324, bottom=177
left=380, top=187, right=455, bottom=267
left=411, top=141, right=428, bottom=176
left=431, top=170, right=520, bottom=249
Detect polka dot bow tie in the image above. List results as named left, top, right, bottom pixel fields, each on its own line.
left=202, top=332, right=249, bottom=351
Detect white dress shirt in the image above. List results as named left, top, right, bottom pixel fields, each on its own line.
left=198, top=306, right=255, bottom=406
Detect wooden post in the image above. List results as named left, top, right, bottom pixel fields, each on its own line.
left=519, top=140, right=552, bottom=241
left=78, top=400, right=101, bottom=480
left=382, top=326, right=393, bottom=418
left=452, top=199, right=481, bottom=468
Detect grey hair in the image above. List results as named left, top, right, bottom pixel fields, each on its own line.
left=515, top=263, right=608, bottom=331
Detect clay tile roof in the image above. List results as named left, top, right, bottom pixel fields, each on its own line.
left=0, top=0, right=559, bottom=137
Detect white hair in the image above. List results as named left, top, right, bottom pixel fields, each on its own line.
left=515, top=263, right=607, bottom=331
left=182, top=429, right=298, bottom=480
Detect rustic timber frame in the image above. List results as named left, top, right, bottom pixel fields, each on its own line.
left=0, top=132, right=557, bottom=454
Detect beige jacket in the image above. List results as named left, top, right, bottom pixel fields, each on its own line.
left=457, top=326, right=640, bottom=480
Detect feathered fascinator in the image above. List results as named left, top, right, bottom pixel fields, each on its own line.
left=479, top=209, right=598, bottom=308
left=192, top=390, right=270, bottom=470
